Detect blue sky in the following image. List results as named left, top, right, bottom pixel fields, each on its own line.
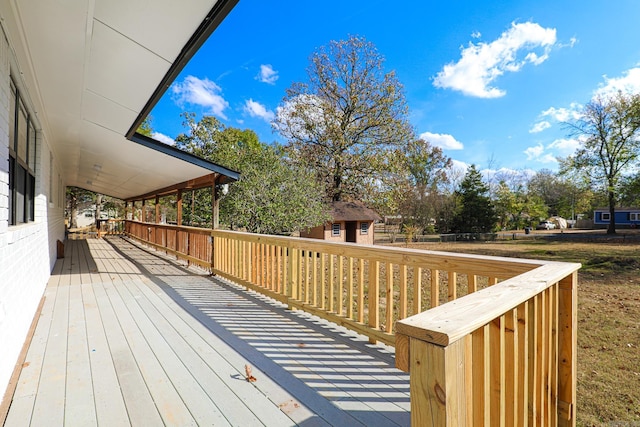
left=150, top=0, right=640, bottom=175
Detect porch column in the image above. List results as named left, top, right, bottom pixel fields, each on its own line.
left=155, top=195, right=160, bottom=224
left=176, top=189, right=183, bottom=226
left=141, top=200, right=145, bottom=222
left=212, top=177, right=219, bottom=229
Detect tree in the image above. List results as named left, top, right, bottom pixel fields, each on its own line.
left=494, top=181, right=547, bottom=230
left=175, top=114, right=328, bottom=234
left=564, top=92, right=640, bottom=233
left=274, top=35, right=413, bottom=202
left=451, top=165, right=496, bottom=233
left=221, top=145, right=329, bottom=234
left=402, top=138, right=452, bottom=232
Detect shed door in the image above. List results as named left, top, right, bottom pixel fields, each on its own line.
left=345, top=221, right=357, bottom=243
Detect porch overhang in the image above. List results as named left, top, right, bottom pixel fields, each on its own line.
left=1, top=0, right=238, bottom=201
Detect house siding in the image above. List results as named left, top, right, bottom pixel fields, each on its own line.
left=593, top=209, right=640, bottom=228
left=0, top=23, right=65, bottom=395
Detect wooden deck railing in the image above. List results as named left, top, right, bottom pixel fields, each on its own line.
left=395, top=263, right=579, bottom=426
left=97, top=219, right=126, bottom=237
left=123, top=220, right=579, bottom=426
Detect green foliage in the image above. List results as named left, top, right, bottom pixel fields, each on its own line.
left=137, top=116, right=154, bottom=137
left=451, top=165, right=496, bottom=233
left=274, top=35, right=413, bottom=202
left=222, top=145, right=329, bottom=234
left=564, top=92, right=640, bottom=233
left=175, top=114, right=329, bottom=234
left=494, top=181, right=547, bottom=230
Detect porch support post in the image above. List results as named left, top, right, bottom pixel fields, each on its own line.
left=141, top=199, right=146, bottom=222
left=212, top=176, right=220, bottom=229
left=177, top=189, right=183, bottom=226
left=155, top=195, right=160, bottom=224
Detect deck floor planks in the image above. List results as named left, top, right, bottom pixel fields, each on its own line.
left=80, top=280, right=130, bottom=426
left=3, top=261, right=62, bottom=426
left=125, top=276, right=293, bottom=427
left=91, top=278, right=164, bottom=426
left=101, top=279, right=198, bottom=426
left=111, top=277, right=232, bottom=426
left=6, top=237, right=411, bottom=427
left=28, top=252, right=71, bottom=427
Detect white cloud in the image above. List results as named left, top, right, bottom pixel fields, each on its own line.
left=433, top=21, right=557, bottom=98
left=524, top=144, right=545, bottom=160
left=471, top=31, right=482, bottom=39
left=152, top=132, right=175, bottom=145
left=548, top=137, right=582, bottom=155
left=419, top=131, right=464, bottom=150
left=171, top=76, right=229, bottom=119
left=524, top=137, right=583, bottom=164
left=256, top=64, right=279, bottom=85
left=595, top=66, right=640, bottom=99
left=244, top=99, right=275, bottom=122
left=529, top=121, right=551, bottom=133
left=540, top=104, right=582, bottom=122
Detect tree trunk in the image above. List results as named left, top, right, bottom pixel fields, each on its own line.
left=607, top=190, right=616, bottom=234
left=95, top=194, right=103, bottom=226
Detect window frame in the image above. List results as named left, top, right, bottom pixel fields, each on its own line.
left=630, top=212, right=639, bottom=221
left=8, top=77, right=37, bottom=226
left=601, top=212, right=611, bottom=221
left=360, top=221, right=369, bottom=235
left=331, top=223, right=340, bottom=236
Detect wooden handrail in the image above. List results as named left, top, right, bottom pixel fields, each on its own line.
left=122, top=221, right=579, bottom=425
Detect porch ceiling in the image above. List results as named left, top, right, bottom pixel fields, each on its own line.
left=2, top=0, right=237, bottom=200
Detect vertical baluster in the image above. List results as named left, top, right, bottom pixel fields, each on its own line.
left=414, top=267, right=422, bottom=314
left=357, top=259, right=364, bottom=323
left=337, top=256, right=344, bottom=315
left=347, top=257, right=354, bottom=319
left=385, top=262, right=393, bottom=333
left=368, top=260, right=379, bottom=343
left=399, top=264, right=407, bottom=320
left=328, top=255, right=334, bottom=312
left=448, top=271, right=457, bottom=301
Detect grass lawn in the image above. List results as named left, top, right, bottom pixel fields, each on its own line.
left=394, top=237, right=640, bottom=426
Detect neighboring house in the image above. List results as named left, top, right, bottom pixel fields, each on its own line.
left=593, top=208, right=640, bottom=228
left=301, top=201, right=381, bottom=245
left=0, top=0, right=238, bottom=398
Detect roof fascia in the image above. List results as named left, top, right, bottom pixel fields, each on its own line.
left=130, top=132, right=240, bottom=181
left=125, top=0, right=239, bottom=139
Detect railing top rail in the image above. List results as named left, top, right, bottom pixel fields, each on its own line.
left=211, top=228, right=550, bottom=273
left=125, top=220, right=212, bottom=234
left=396, top=261, right=580, bottom=346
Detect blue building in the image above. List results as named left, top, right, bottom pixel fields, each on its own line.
left=593, top=208, right=640, bottom=228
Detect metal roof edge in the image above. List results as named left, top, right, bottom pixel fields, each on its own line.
left=130, top=132, right=240, bottom=181
left=125, top=0, right=239, bottom=139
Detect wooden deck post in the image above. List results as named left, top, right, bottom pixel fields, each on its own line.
left=155, top=195, right=160, bottom=224
left=557, top=271, right=577, bottom=427
left=408, top=336, right=471, bottom=426
left=176, top=189, right=182, bottom=226
left=212, top=177, right=219, bottom=230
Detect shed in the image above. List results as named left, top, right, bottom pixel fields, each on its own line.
left=301, top=201, right=381, bottom=245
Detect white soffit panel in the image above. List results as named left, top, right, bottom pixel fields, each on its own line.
left=86, top=20, right=171, bottom=113
left=94, top=0, right=216, bottom=61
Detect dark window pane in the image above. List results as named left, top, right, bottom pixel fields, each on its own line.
left=28, top=122, right=36, bottom=170
left=28, top=173, right=35, bottom=221
left=9, top=156, right=14, bottom=225
left=16, top=164, right=26, bottom=224
left=9, top=82, right=15, bottom=153
left=18, top=102, right=27, bottom=161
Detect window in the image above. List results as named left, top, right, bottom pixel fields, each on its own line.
left=630, top=213, right=639, bottom=221
left=360, top=222, right=369, bottom=234
left=331, top=223, right=340, bottom=236
left=601, top=212, right=610, bottom=221
left=8, top=79, right=37, bottom=225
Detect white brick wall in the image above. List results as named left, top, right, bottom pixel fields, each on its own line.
left=0, top=22, right=64, bottom=396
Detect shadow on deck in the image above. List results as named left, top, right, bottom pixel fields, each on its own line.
left=4, top=236, right=409, bottom=427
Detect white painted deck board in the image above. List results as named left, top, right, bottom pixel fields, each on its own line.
left=5, top=236, right=410, bottom=427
